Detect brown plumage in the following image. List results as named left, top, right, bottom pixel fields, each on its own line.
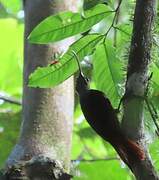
left=76, top=73, right=145, bottom=168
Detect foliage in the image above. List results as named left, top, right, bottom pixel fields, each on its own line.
left=29, top=34, right=103, bottom=87
left=0, top=1, right=159, bottom=180
left=93, top=42, right=123, bottom=105
left=0, top=1, right=23, bottom=169
left=28, top=4, right=116, bottom=90
left=27, top=0, right=159, bottom=178
left=27, top=2, right=131, bottom=105
left=28, top=4, right=112, bottom=43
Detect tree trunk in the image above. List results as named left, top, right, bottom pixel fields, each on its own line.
left=122, top=0, right=159, bottom=179
left=4, top=0, right=77, bottom=179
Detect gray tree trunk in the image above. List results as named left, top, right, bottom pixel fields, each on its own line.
left=122, top=0, right=159, bottom=179
left=4, top=0, right=77, bottom=179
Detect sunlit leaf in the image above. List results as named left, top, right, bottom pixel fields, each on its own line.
left=29, top=34, right=103, bottom=88
left=28, top=4, right=112, bottom=43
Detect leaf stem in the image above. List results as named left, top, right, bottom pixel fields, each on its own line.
left=103, top=0, right=123, bottom=42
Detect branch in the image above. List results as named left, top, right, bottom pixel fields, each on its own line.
left=104, top=0, right=122, bottom=40
left=72, top=157, right=119, bottom=163
left=0, top=95, right=22, bottom=105
left=113, top=0, right=121, bottom=47
left=121, top=0, right=158, bottom=179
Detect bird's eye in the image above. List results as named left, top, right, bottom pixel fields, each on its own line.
left=85, top=77, right=89, bottom=82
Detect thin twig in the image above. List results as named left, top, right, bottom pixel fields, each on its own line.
left=72, top=157, right=119, bottom=163
left=113, top=0, right=121, bottom=47
left=104, top=0, right=123, bottom=42
left=0, top=96, right=22, bottom=105
left=149, top=100, right=158, bottom=118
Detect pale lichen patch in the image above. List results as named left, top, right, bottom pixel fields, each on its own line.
left=126, top=72, right=148, bottom=96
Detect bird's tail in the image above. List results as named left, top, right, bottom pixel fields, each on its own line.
left=125, top=139, right=145, bottom=161
left=112, top=138, right=145, bottom=167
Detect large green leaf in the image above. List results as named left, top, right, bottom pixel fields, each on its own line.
left=29, top=34, right=103, bottom=88
left=92, top=42, right=123, bottom=105
left=28, top=4, right=112, bottom=43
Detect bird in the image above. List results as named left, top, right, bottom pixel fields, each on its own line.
left=73, top=51, right=145, bottom=169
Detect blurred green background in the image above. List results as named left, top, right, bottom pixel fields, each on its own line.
left=0, top=1, right=159, bottom=179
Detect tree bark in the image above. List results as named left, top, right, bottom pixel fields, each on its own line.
left=4, top=0, right=77, bottom=179
left=122, top=0, right=159, bottom=179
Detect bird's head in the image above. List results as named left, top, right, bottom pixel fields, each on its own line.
left=72, top=50, right=90, bottom=95
left=76, top=72, right=89, bottom=95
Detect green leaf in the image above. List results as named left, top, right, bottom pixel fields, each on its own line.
left=28, top=4, right=112, bottom=43
left=115, top=23, right=131, bottom=49
left=92, top=42, right=123, bottom=105
left=29, top=34, right=103, bottom=88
